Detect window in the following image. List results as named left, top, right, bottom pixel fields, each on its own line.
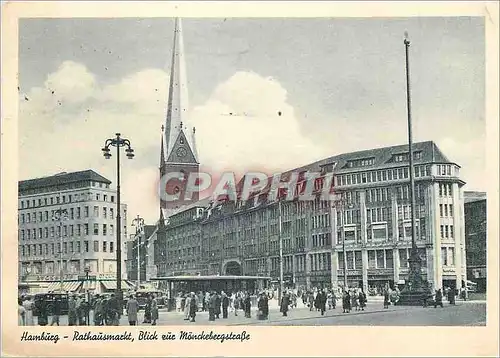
left=93, top=223, right=99, bottom=235
left=27, top=213, right=31, bottom=223
left=94, top=206, right=99, bottom=218
left=84, top=206, right=89, bottom=218
left=441, top=247, right=448, bottom=266
left=346, top=251, right=354, bottom=269
left=76, top=241, right=81, bottom=253
left=376, top=250, right=385, bottom=268
left=445, top=225, right=449, bottom=238
left=444, top=204, right=448, bottom=217
left=69, top=225, right=74, bottom=236
left=84, top=224, right=89, bottom=235
left=399, top=249, right=408, bottom=267
left=77, top=207, right=81, bottom=219
left=63, top=225, right=68, bottom=236
left=44, top=211, right=48, bottom=221
left=70, top=208, right=74, bottom=219
left=110, top=208, right=114, bottom=219
left=110, top=242, right=114, bottom=253
left=449, top=247, right=455, bottom=266
left=368, top=250, right=376, bottom=268
left=96, top=194, right=100, bottom=201
left=111, top=196, right=115, bottom=203
left=103, top=241, right=107, bottom=252
left=77, top=224, right=81, bottom=236
left=103, top=224, right=107, bottom=235
left=110, top=225, right=114, bottom=235
left=84, top=241, right=89, bottom=252
left=50, top=227, right=55, bottom=238
left=450, top=225, right=454, bottom=238
left=63, top=242, right=67, bottom=254
left=440, top=225, right=444, bottom=238
left=51, top=243, right=54, bottom=255
left=38, top=212, right=42, bottom=222
left=385, top=249, right=393, bottom=269
left=104, top=195, right=107, bottom=202
left=439, top=204, right=443, bottom=217
left=449, top=204, right=453, bottom=216
left=21, top=214, right=25, bottom=223
left=93, top=240, right=99, bottom=252
left=21, top=230, right=25, bottom=240
left=103, top=207, right=107, bottom=219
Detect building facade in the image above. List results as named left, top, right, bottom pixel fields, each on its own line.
left=464, top=191, right=487, bottom=292
left=126, top=224, right=158, bottom=286
left=18, top=170, right=129, bottom=293
left=154, top=141, right=467, bottom=293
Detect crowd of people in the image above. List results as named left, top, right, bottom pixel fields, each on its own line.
left=18, top=284, right=472, bottom=326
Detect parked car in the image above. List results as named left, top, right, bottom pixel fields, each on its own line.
left=32, top=292, right=69, bottom=316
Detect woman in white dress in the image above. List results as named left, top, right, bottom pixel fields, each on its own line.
left=18, top=298, right=26, bottom=326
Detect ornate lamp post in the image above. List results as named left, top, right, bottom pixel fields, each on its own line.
left=131, top=215, right=145, bottom=290
left=52, top=207, right=69, bottom=292
left=102, top=133, right=134, bottom=306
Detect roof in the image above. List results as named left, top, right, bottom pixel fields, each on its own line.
left=144, top=225, right=157, bottom=240
left=464, top=191, right=487, bottom=204
left=283, top=140, right=452, bottom=175
left=165, top=140, right=456, bottom=217
left=19, top=169, right=111, bottom=192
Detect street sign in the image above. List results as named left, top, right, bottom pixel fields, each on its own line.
left=78, top=275, right=97, bottom=281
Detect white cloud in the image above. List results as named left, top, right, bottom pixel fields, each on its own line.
left=19, top=64, right=324, bottom=224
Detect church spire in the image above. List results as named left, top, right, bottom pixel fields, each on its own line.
left=160, top=125, right=165, bottom=168
left=164, top=17, right=189, bottom=158
left=191, top=127, right=199, bottom=162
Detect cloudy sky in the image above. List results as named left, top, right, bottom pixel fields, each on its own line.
left=18, top=17, right=485, bottom=224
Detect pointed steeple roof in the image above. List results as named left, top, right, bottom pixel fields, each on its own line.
left=164, top=17, right=190, bottom=158
left=160, top=125, right=166, bottom=168
left=191, top=127, right=199, bottom=162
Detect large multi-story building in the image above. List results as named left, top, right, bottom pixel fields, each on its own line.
left=464, top=191, right=487, bottom=292
left=154, top=141, right=468, bottom=293
left=18, top=170, right=129, bottom=294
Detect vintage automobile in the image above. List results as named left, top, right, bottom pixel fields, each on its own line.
left=32, top=292, right=69, bottom=316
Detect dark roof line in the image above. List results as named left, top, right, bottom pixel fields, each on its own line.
left=19, top=169, right=111, bottom=192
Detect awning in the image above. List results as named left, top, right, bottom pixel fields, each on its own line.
left=47, top=281, right=82, bottom=292
left=100, top=280, right=131, bottom=290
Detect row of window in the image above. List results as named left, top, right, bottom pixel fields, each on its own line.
left=20, top=223, right=117, bottom=240
left=439, top=204, right=454, bottom=217
left=19, top=206, right=115, bottom=224
left=336, top=165, right=431, bottom=187
left=440, top=225, right=455, bottom=239
left=19, top=239, right=115, bottom=257
left=19, top=189, right=114, bottom=209
left=439, top=183, right=453, bottom=197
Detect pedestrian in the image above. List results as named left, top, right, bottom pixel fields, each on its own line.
left=342, top=290, right=351, bottom=313
left=151, top=296, right=158, bottom=326
left=233, top=293, right=240, bottom=317
left=221, top=292, right=229, bottom=319
left=22, top=296, right=35, bottom=326
left=107, top=293, right=120, bottom=326
left=93, top=294, right=103, bottom=326
left=434, top=289, right=444, bottom=308
left=126, top=295, right=138, bottom=325
left=18, top=298, right=26, bottom=326
left=351, top=289, right=359, bottom=311
left=359, top=289, right=367, bottom=311
left=37, top=298, right=49, bottom=326
left=316, top=289, right=327, bottom=316
left=280, top=291, right=290, bottom=317
left=50, top=297, right=61, bottom=326
left=189, top=292, right=198, bottom=322
left=308, top=292, right=314, bottom=311
left=208, top=292, right=216, bottom=321
left=257, top=292, right=269, bottom=320
left=215, top=293, right=221, bottom=319
left=244, top=293, right=252, bottom=318
left=68, top=294, right=78, bottom=326
left=78, top=295, right=89, bottom=325
left=383, top=289, right=390, bottom=309
left=184, top=294, right=192, bottom=321
left=447, top=288, right=456, bottom=305
left=143, top=295, right=152, bottom=324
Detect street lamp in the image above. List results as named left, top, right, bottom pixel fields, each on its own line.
left=52, top=207, right=68, bottom=292
left=102, top=133, right=134, bottom=307
left=131, top=215, right=145, bottom=290
left=398, top=33, right=428, bottom=305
